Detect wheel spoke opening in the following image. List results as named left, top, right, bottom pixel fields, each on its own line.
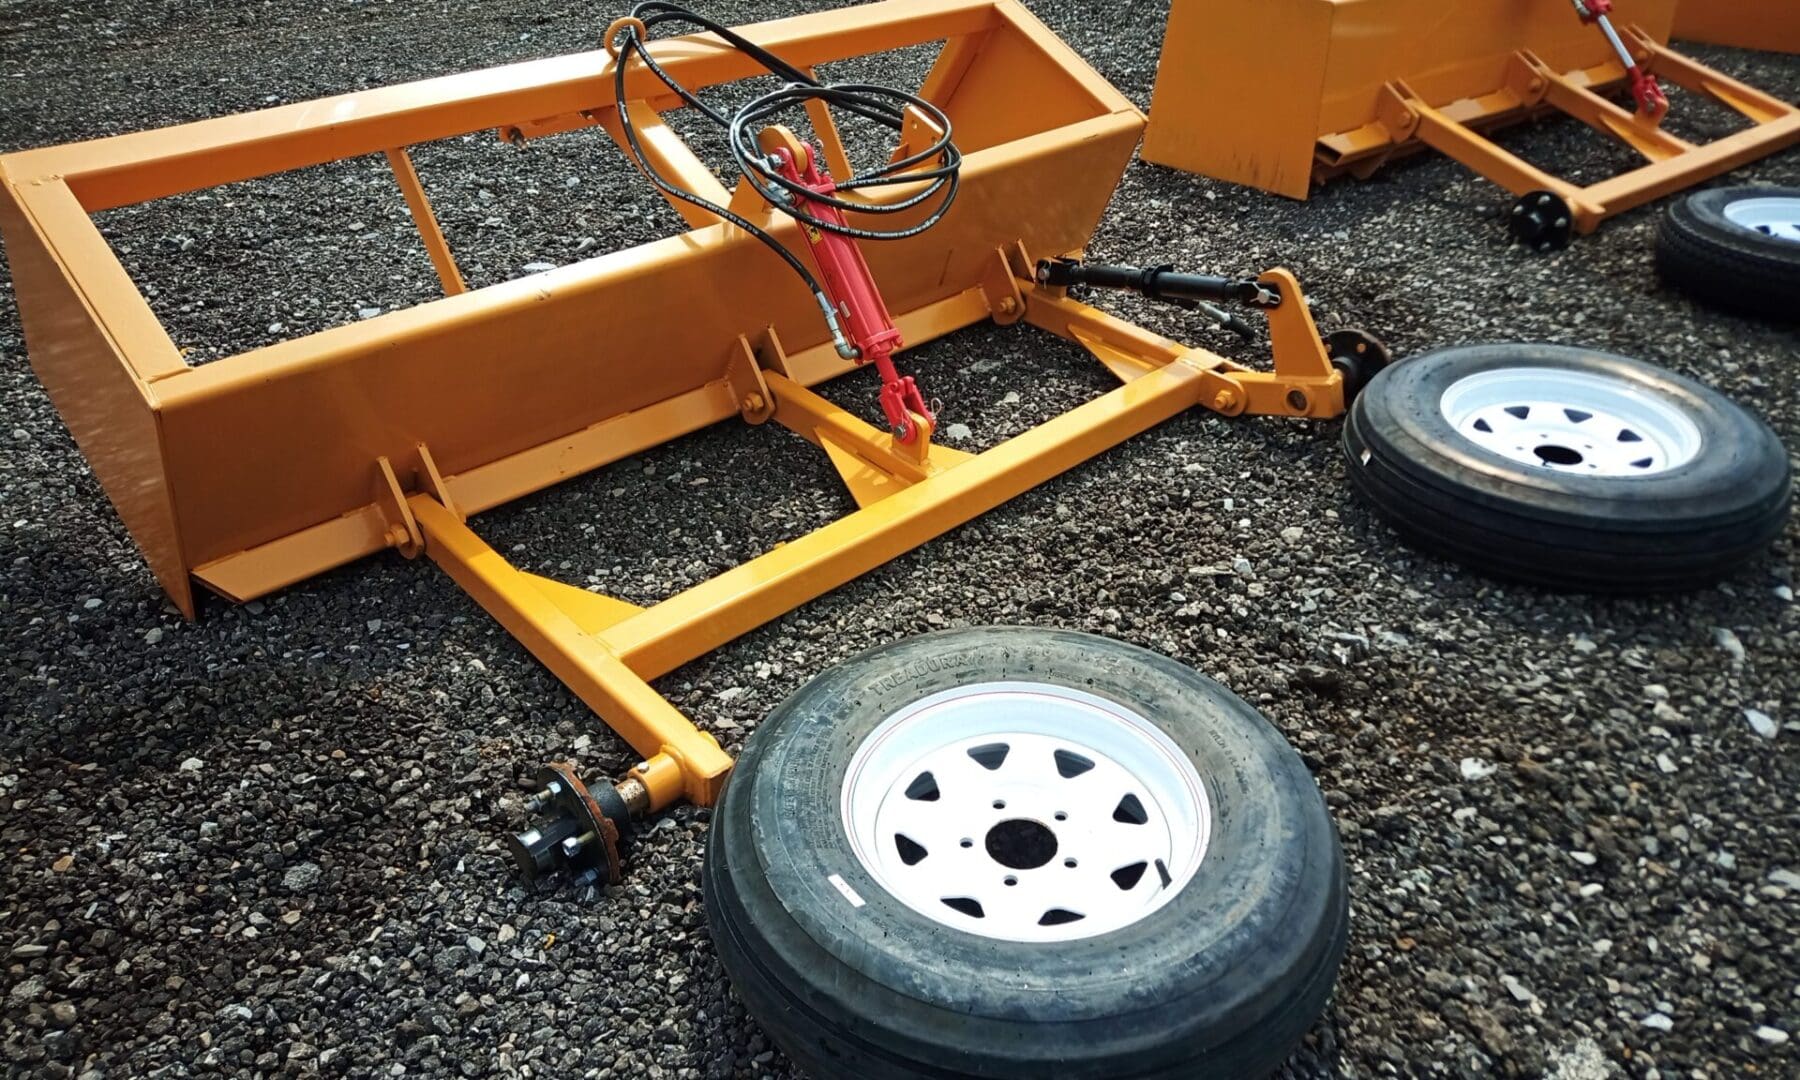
left=1113, top=792, right=1149, bottom=825
left=942, top=897, right=984, bottom=918
left=904, top=771, right=939, bottom=801
left=1111, top=861, right=1147, bottom=890
left=894, top=833, right=928, bottom=866
left=1054, top=748, right=1095, bottom=778
left=967, top=742, right=1010, bottom=771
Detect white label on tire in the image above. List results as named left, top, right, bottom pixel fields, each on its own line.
left=827, top=873, right=866, bottom=908
left=1360, top=448, right=1372, bottom=466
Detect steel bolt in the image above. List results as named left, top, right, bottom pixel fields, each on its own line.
left=743, top=392, right=766, bottom=413
left=997, top=296, right=1019, bottom=315
left=1213, top=389, right=1237, bottom=412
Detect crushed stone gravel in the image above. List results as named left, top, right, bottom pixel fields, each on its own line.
left=2, top=2, right=1798, bottom=1077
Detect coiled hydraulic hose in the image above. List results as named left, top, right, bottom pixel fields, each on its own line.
left=607, top=2, right=961, bottom=346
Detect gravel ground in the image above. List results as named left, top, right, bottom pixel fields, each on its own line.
left=3, top=2, right=1799, bottom=1077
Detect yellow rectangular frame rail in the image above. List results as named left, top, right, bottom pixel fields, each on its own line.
left=1142, top=0, right=1800, bottom=235
left=0, top=0, right=1346, bottom=811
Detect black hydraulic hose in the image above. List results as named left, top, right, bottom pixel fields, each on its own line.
left=607, top=2, right=962, bottom=317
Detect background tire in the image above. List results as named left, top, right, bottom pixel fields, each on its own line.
left=1343, top=343, right=1791, bottom=591
left=1656, top=185, right=1800, bottom=319
left=705, top=627, right=1347, bottom=1079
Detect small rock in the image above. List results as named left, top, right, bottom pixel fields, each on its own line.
left=1655, top=752, right=1677, bottom=774
left=282, top=861, right=322, bottom=892
left=1775, top=584, right=1793, bottom=602
left=1001, top=391, right=1020, bottom=404
left=1641, top=1012, right=1674, bottom=1032
left=497, top=925, right=518, bottom=944
left=1501, top=974, right=1535, bottom=1003
left=1769, top=868, right=1800, bottom=890
left=1293, top=664, right=1341, bottom=695
left=574, top=237, right=598, bottom=254
left=1570, top=850, right=1598, bottom=866
left=943, top=422, right=973, bottom=441
left=144, top=627, right=164, bottom=645
left=48, top=1002, right=76, bottom=1027
left=366, top=618, right=382, bottom=633
left=179, top=757, right=204, bottom=772
left=1744, top=709, right=1777, bottom=740
left=1713, top=627, right=1745, bottom=664
left=82, top=598, right=101, bottom=610
left=1754, top=1026, right=1790, bottom=1045
left=52, top=854, right=73, bottom=872
left=1460, top=757, right=1496, bottom=781
left=467, top=935, right=486, bottom=955
left=357, top=306, right=383, bottom=319
left=1279, top=526, right=1304, bottom=544
left=522, top=261, right=556, bottom=273
left=1571, top=635, right=1596, bottom=654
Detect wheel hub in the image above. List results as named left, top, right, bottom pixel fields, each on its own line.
left=1439, top=366, right=1703, bottom=476
left=1510, top=190, right=1576, bottom=251
left=840, top=682, right=1209, bottom=942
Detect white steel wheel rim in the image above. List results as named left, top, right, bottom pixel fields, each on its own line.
left=1722, top=195, right=1800, bottom=244
left=840, top=681, right=1210, bottom=943
left=1438, top=367, right=1703, bottom=476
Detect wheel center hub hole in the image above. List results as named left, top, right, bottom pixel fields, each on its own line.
left=1533, top=444, right=1583, bottom=466
left=984, top=818, right=1057, bottom=870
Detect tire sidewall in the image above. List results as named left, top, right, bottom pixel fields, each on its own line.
left=719, top=627, right=1341, bottom=1061
left=1348, top=343, right=1788, bottom=528
left=1677, top=186, right=1800, bottom=264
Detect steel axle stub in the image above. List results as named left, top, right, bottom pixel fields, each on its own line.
left=1511, top=190, right=1576, bottom=251
left=507, top=762, right=633, bottom=888
left=1324, top=328, right=1393, bottom=399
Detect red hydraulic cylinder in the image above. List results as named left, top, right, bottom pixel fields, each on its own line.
left=767, top=140, right=935, bottom=443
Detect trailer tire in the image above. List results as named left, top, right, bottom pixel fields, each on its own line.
left=1343, top=343, right=1790, bottom=591
left=1656, top=186, right=1800, bottom=319
left=704, top=627, right=1347, bottom=1080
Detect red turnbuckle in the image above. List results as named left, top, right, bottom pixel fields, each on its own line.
left=1573, top=0, right=1669, bottom=119
left=766, top=138, right=935, bottom=443
left=1627, top=66, right=1670, bottom=119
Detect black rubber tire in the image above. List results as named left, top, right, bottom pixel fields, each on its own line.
left=1343, top=343, right=1791, bottom=592
left=1655, top=185, right=1800, bottom=319
left=705, top=628, right=1347, bottom=1080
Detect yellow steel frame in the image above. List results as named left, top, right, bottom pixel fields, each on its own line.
left=0, top=0, right=1347, bottom=812
left=1143, top=0, right=1799, bottom=234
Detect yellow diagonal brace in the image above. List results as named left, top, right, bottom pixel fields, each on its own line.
left=409, top=495, right=732, bottom=807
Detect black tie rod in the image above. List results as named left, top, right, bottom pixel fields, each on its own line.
left=1034, top=257, right=1282, bottom=338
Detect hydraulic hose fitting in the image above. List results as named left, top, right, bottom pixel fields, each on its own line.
left=817, top=294, right=862, bottom=360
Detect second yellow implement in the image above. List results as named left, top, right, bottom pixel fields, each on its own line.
left=1142, top=0, right=1800, bottom=242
